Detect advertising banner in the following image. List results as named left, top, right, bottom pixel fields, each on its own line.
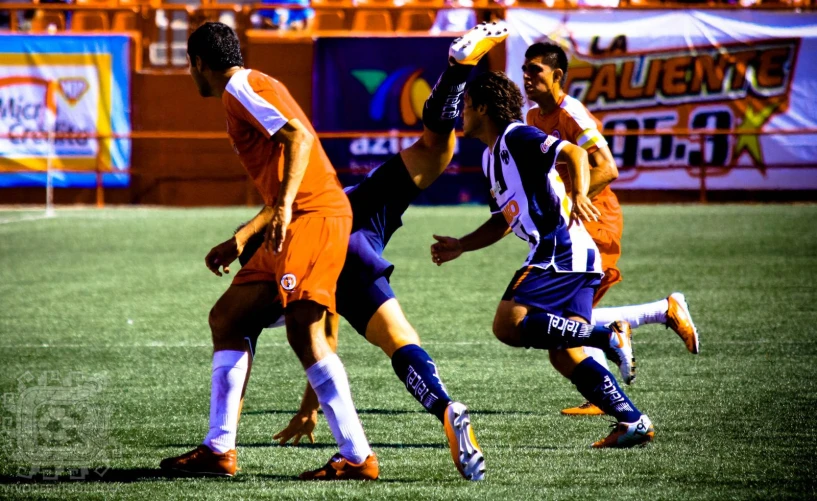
left=506, top=11, right=817, bottom=190
left=0, top=35, right=131, bottom=188
left=313, top=37, right=491, bottom=204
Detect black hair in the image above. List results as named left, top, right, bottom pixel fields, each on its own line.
left=524, top=42, right=568, bottom=87
left=465, top=71, right=524, bottom=127
left=187, top=22, right=244, bottom=72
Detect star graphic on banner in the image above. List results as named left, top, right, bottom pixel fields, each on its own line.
left=733, top=101, right=781, bottom=172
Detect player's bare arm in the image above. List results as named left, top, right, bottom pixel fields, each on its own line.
left=265, top=118, right=315, bottom=253
left=205, top=206, right=275, bottom=277
left=431, top=213, right=510, bottom=265
left=586, top=145, right=619, bottom=199
left=558, top=143, right=601, bottom=226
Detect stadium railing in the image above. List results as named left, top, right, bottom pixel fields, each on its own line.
left=0, top=128, right=814, bottom=205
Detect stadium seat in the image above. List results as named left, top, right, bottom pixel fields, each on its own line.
left=396, top=9, right=435, bottom=31
left=31, top=10, right=66, bottom=31
left=314, top=9, right=347, bottom=30
left=72, top=11, right=111, bottom=31
left=112, top=10, right=139, bottom=30
left=351, top=10, right=393, bottom=31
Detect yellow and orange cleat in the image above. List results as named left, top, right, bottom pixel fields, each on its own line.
left=592, top=415, right=655, bottom=449
left=159, top=445, right=237, bottom=477
left=604, top=320, right=636, bottom=385
left=449, top=21, right=510, bottom=66
left=443, top=402, right=485, bottom=481
left=666, top=293, right=700, bottom=354
left=299, top=453, right=379, bottom=481
left=561, top=400, right=606, bottom=416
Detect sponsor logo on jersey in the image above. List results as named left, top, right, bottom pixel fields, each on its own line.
left=280, top=273, right=297, bottom=291
left=500, top=149, right=510, bottom=164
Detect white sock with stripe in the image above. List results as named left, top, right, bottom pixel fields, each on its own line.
left=305, top=354, right=371, bottom=464
left=593, top=298, right=669, bottom=329
left=203, top=350, right=249, bottom=453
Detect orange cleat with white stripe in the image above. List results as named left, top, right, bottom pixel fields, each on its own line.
left=666, top=293, right=700, bottom=354
left=592, top=414, right=655, bottom=448
left=298, top=453, right=379, bottom=481
left=604, top=321, right=636, bottom=385
left=160, top=445, right=237, bottom=477
left=444, top=402, right=485, bottom=481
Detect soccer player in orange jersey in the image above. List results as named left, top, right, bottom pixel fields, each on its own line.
left=522, top=42, right=700, bottom=415
left=160, top=22, right=376, bottom=480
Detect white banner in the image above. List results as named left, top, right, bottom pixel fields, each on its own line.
left=0, top=35, right=131, bottom=188
left=506, top=10, right=817, bottom=190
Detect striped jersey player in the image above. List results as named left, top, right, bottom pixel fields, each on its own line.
left=521, top=41, right=700, bottom=416
left=431, top=71, right=656, bottom=449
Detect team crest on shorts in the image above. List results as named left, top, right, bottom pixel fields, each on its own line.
left=280, top=273, right=297, bottom=291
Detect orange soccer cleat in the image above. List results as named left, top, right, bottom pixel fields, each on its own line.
left=444, top=402, right=485, bottom=481
left=159, top=445, right=237, bottom=477
left=561, top=400, right=606, bottom=416
left=299, top=453, right=380, bottom=481
left=592, top=415, right=655, bottom=449
left=666, top=293, right=700, bottom=354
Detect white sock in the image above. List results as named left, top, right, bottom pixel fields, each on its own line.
left=592, top=298, right=669, bottom=329
left=305, top=354, right=371, bottom=464
left=203, top=350, right=248, bottom=453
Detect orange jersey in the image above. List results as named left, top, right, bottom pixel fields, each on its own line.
left=223, top=69, right=351, bottom=219
left=526, top=95, right=613, bottom=200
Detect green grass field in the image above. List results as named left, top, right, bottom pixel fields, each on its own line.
left=0, top=205, right=816, bottom=500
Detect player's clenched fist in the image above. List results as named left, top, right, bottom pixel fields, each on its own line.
left=273, top=410, right=318, bottom=446
left=205, top=237, right=240, bottom=277
left=430, top=235, right=463, bottom=266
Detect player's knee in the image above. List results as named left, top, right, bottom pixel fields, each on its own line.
left=209, top=304, right=231, bottom=345
left=492, top=317, right=523, bottom=347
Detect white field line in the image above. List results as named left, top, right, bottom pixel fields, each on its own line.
left=0, top=213, right=54, bottom=225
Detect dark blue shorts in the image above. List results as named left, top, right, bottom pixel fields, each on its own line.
left=242, top=155, right=419, bottom=335
left=336, top=154, right=421, bottom=335
left=502, top=266, right=600, bottom=322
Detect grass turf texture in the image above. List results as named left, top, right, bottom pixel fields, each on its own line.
left=0, top=205, right=815, bottom=500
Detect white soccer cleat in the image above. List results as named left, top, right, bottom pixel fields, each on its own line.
left=604, top=321, right=636, bottom=385
left=443, top=402, right=485, bottom=481
left=592, top=414, right=655, bottom=448
left=449, top=21, right=510, bottom=66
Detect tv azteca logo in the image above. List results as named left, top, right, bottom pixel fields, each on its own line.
left=552, top=33, right=799, bottom=169
left=352, top=67, right=432, bottom=127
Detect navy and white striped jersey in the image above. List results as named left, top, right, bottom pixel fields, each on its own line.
left=482, top=122, right=602, bottom=275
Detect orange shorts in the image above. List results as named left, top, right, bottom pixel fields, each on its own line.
left=232, top=215, right=352, bottom=313
left=586, top=192, right=624, bottom=306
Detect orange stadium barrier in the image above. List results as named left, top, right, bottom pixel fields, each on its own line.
left=1, top=129, right=815, bottom=206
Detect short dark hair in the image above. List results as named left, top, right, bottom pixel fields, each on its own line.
left=465, top=71, right=524, bottom=127
left=187, top=22, right=244, bottom=72
left=525, top=42, right=568, bottom=87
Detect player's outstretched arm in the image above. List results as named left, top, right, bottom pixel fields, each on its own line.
left=431, top=213, right=510, bottom=266
left=265, top=118, right=315, bottom=253
left=587, top=145, right=619, bottom=199
left=558, top=143, right=601, bottom=226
